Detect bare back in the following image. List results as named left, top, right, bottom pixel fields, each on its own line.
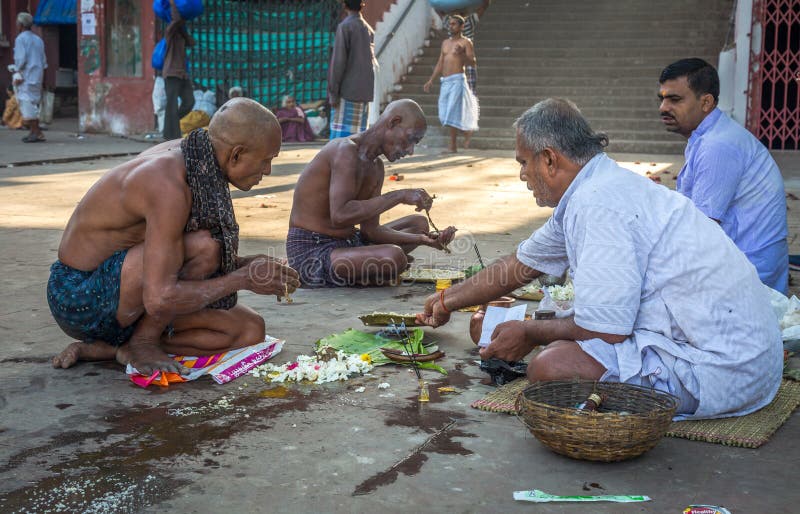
left=58, top=140, right=192, bottom=271
left=289, top=138, right=384, bottom=239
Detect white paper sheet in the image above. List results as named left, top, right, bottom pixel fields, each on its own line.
left=478, top=304, right=527, bottom=347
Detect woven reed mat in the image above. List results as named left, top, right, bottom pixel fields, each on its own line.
left=666, top=379, right=800, bottom=448
left=470, top=379, right=528, bottom=413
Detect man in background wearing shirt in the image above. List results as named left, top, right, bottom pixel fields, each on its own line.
left=327, top=0, right=376, bottom=139
left=658, top=58, right=789, bottom=293
left=163, top=0, right=196, bottom=140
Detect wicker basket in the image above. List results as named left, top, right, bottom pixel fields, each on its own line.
left=516, top=380, right=679, bottom=462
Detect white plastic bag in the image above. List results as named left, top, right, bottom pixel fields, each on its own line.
left=537, top=286, right=574, bottom=318
left=39, top=90, right=54, bottom=124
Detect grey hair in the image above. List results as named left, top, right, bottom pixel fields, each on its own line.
left=228, top=86, right=243, bottom=98
left=281, top=94, right=295, bottom=107
left=513, top=98, right=608, bottom=166
left=17, top=12, right=34, bottom=29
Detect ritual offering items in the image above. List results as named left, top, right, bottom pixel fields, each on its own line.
left=359, top=312, right=418, bottom=327
left=251, top=350, right=373, bottom=384
left=400, top=267, right=466, bottom=283
left=316, top=328, right=447, bottom=374
left=510, top=279, right=545, bottom=301
left=380, top=347, right=445, bottom=363
left=516, top=380, right=678, bottom=462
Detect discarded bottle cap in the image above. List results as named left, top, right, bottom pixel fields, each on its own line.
left=534, top=310, right=556, bottom=320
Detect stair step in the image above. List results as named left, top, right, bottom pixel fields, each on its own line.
left=422, top=114, right=675, bottom=132
left=404, top=0, right=733, bottom=151
left=419, top=135, right=686, bottom=154
left=398, top=92, right=664, bottom=109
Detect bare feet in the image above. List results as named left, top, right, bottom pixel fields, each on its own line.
left=117, top=343, right=188, bottom=375
left=440, top=148, right=457, bottom=155
left=52, top=341, right=118, bottom=369
left=463, top=134, right=472, bottom=149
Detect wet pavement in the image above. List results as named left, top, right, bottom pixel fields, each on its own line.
left=1, top=144, right=799, bottom=513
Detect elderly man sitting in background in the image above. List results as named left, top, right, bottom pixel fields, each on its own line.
left=418, top=98, right=782, bottom=420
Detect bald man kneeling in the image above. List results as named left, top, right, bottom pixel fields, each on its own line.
left=48, top=98, right=300, bottom=374
left=287, top=99, right=457, bottom=287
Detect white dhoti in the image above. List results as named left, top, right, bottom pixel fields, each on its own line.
left=438, top=73, right=479, bottom=131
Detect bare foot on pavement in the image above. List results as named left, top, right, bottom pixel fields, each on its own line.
left=117, top=343, right=188, bottom=375
left=52, top=340, right=118, bottom=369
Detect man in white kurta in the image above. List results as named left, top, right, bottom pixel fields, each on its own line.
left=13, top=12, right=47, bottom=143
left=417, top=98, right=782, bottom=420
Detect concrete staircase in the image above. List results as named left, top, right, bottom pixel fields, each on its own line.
left=395, top=0, right=734, bottom=153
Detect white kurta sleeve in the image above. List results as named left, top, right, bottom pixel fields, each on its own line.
left=516, top=216, right=569, bottom=276
left=567, top=205, right=644, bottom=335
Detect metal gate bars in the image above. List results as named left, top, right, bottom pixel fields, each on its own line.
left=747, top=0, right=800, bottom=150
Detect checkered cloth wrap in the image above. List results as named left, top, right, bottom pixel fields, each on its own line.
left=286, top=227, right=364, bottom=288
left=438, top=73, right=479, bottom=131
left=182, top=128, right=239, bottom=310
left=329, top=98, right=369, bottom=139
left=465, top=66, right=477, bottom=94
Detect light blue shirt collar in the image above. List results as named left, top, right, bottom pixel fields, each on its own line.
left=688, top=107, right=723, bottom=145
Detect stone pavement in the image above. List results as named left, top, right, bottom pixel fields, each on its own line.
left=0, top=119, right=153, bottom=168
left=0, top=141, right=799, bottom=513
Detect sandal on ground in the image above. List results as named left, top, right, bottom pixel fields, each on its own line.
left=22, top=134, right=46, bottom=143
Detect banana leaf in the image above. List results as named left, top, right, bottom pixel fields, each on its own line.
left=315, top=328, right=446, bottom=374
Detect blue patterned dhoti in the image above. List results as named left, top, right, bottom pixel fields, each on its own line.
left=47, top=250, right=138, bottom=346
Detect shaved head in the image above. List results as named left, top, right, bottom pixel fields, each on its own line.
left=209, top=97, right=281, bottom=148
left=380, top=99, right=426, bottom=130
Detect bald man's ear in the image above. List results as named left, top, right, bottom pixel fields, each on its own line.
left=389, top=115, right=403, bottom=129
left=231, top=145, right=245, bottom=163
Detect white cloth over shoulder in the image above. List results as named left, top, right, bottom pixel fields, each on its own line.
left=517, top=153, right=782, bottom=419
left=13, top=31, right=47, bottom=103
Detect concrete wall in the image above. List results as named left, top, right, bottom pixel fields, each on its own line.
left=77, top=0, right=156, bottom=135
left=362, top=0, right=396, bottom=28
left=732, top=0, right=756, bottom=126
left=369, top=0, right=432, bottom=124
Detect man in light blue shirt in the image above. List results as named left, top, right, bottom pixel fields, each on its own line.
left=659, top=58, right=788, bottom=293
left=417, top=99, right=782, bottom=419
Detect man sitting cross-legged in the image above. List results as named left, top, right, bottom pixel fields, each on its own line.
left=417, top=98, right=782, bottom=420
left=49, top=98, right=300, bottom=374
left=287, top=99, right=456, bottom=287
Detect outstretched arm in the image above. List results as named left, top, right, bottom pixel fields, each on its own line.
left=328, top=151, right=434, bottom=228
left=418, top=254, right=540, bottom=327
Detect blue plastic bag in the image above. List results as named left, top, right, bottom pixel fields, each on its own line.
left=151, top=38, right=167, bottom=70
left=153, top=0, right=204, bottom=23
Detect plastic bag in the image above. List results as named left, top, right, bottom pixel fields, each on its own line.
left=151, top=38, right=167, bottom=71
left=153, top=0, right=204, bottom=23
left=39, top=90, right=54, bottom=124
left=537, top=287, right=574, bottom=318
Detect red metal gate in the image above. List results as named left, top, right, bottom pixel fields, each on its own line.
left=747, top=0, right=800, bottom=150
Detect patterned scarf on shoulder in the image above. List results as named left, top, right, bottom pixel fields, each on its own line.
left=181, top=128, right=239, bottom=310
